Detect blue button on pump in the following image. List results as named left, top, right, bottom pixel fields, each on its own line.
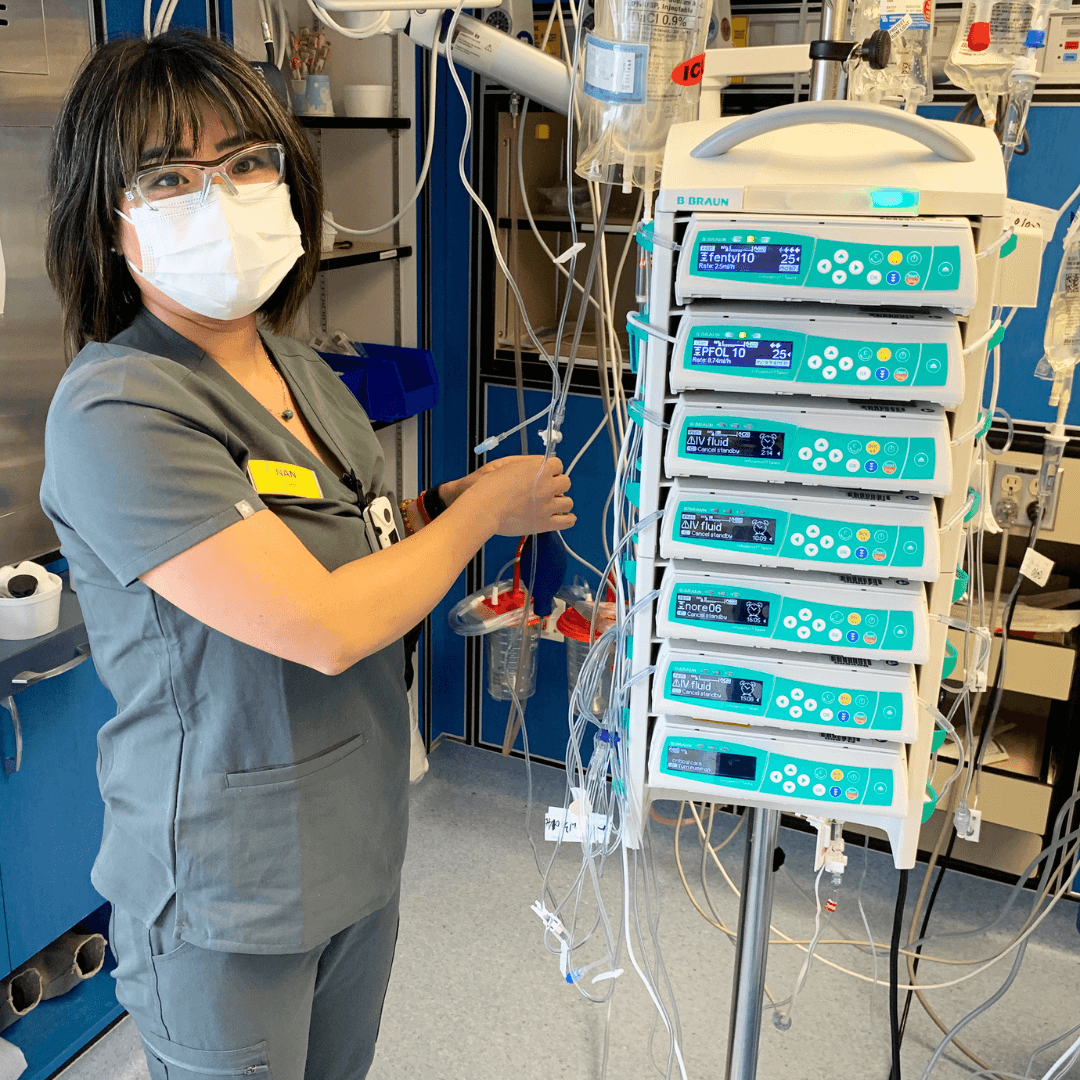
left=886, top=271, right=900, bottom=285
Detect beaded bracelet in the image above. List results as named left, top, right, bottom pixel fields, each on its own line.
left=421, top=485, right=449, bottom=521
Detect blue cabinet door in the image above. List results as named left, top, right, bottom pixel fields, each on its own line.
left=0, top=659, right=114, bottom=974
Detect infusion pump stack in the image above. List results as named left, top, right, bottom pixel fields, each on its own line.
left=627, top=104, right=1010, bottom=871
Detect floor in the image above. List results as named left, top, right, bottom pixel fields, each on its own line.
left=56, top=738, right=1080, bottom=1080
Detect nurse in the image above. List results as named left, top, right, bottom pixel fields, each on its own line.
left=39, top=28, right=574, bottom=1080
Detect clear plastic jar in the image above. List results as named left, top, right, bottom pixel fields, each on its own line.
left=557, top=603, right=617, bottom=717
left=486, top=618, right=540, bottom=701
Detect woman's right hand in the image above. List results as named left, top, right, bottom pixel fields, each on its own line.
left=468, top=455, right=576, bottom=537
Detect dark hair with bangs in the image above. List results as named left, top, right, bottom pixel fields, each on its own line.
left=46, top=28, right=323, bottom=360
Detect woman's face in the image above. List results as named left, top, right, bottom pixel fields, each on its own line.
left=115, top=106, right=254, bottom=327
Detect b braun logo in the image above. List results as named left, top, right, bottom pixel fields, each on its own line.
left=676, top=196, right=731, bottom=206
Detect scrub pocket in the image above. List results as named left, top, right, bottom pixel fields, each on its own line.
left=140, top=1030, right=271, bottom=1078
left=173, top=726, right=408, bottom=951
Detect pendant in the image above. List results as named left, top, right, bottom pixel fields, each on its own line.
left=281, top=408, right=295, bottom=420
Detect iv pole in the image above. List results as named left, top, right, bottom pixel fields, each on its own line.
left=725, top=808, right=782, bottom=1080
left=720, top=31, right=849, bottom=1080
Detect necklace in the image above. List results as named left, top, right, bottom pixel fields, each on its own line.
left=262, top=343, right=295, bottom=421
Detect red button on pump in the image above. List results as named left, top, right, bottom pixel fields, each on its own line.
left=967, top=21, right=991, bottom=51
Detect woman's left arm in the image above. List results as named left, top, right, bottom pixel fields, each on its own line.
left=400, top=457, right=528, bottom=534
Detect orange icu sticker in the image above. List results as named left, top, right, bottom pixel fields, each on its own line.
left=672, top=53, right=706, bottom=85
left=247, top=460, right=323, bottom=499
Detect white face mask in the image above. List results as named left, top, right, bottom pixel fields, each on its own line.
left=115, top=181, right=305, bottom=321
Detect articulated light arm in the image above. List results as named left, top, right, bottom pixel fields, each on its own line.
left=408, top=10, right=571, bottom=114
left=318, top=3, right=572, bottom=114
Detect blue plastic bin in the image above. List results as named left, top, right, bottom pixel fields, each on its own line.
left=318, top=342, right=439, bottom=424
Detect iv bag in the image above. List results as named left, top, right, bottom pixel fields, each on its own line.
left=1038, top=217, right=1080, bottom=401
left=848, top=0, right=934, bottom=111
left=574, top=0, right=712, bottom=196
left=944, top=0, right=1033, bottom=124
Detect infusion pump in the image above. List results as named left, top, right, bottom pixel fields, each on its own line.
left=666, top=393, right=952, bottom=495
left=656, top=562, right=930, bottom=663
left=660, top=478, right=939, bottom=580
left=675, top=214, right=978, bottom=314
left=653, top=640, right=919, bottom=741
left=669, top=303, right=964, bottom=406
left=648, top=716, right=910, bottom=851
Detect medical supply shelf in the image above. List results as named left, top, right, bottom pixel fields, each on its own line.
left=318, top=243, right=413, bottom=272
left=0, top=570, right=120, bottom=1074
left=1, top=904, right=123, bottom=1080
left=0, top=579, right=89, bottom=700
left=297, top=115, right=411, bottom=130
left=0, top=573, right=113, bottom=974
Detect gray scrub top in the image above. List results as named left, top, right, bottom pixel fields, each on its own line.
left=39, top=308, right=410, bottom=955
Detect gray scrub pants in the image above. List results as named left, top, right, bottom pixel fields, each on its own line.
left=107, top=888, right=400, bottom=1080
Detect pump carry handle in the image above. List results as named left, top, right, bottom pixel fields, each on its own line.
left=690, top=101, right=976, bottom=163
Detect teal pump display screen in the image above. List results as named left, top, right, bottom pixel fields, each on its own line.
left=660, top=736, right=896, bottom=807
left=669, top=669, right=764, bottom=705
left=667, top=745, right=758, bottom=781
left=690, top=336, right=794, bottom=370
left=696, top=243, right=802, bottom=275
left=674, top=592, right=771, bottom=626
left=668, top=582, right=915, bottom=653
left=663, top=659, right=905, bottom=733
left=684, top=426, right=785, bottom=459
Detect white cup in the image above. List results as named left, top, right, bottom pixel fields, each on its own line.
left=343, top=84, right=393, bottom=118
left=0, top=562, right=63, bottom=640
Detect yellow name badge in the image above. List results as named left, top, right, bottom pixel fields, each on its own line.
left=247, top=460, right=324, bottom=499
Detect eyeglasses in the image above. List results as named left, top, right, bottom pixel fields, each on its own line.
left=125, top=142, right=286, bottom=209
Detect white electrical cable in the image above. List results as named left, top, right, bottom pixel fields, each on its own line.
left=1058, top=178, right=1080, bottom=217
left=442, top=3, right=563, bottom=409
left=323, top=16, right=441, bottom=237
left=305, top=0, right=390, bottom=39
left=691, top=796, right=1080, bottom=991
left=155, top=0, right=181, bottom=35
left=275, top=0, right=289, bottom=69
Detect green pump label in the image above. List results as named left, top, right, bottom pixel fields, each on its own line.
left=663, top=659, right=905, bottom=733
left=672, top=498, right=927, bottom=570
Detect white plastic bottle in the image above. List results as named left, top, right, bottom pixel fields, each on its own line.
left=1038, top=214, right=1080, bottom=407
left=848, top=0, right=934, bottom=110
left=575, top=0, right=712, bottom=197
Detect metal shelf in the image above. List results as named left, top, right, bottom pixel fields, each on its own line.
left=318, top=244, right=412, bottom=271
left=297, top=115, right=411, bottom=130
